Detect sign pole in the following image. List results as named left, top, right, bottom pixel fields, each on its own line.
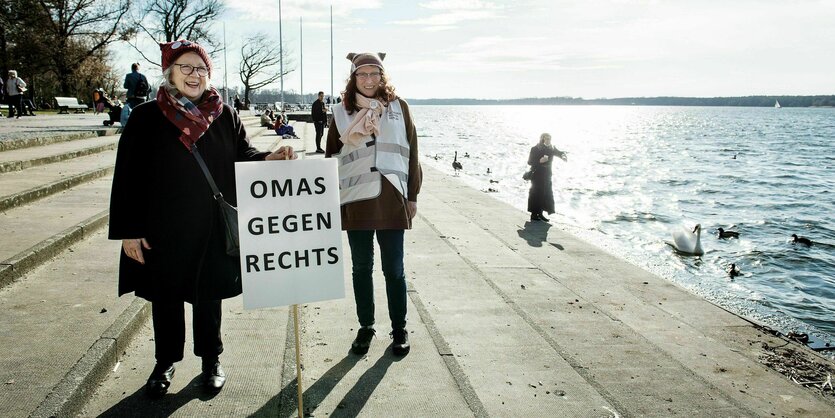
left=235, top=151, right=344, bottom=418
left=285, top=149, right=304, bottom=418
left=293, top=304, right=304, bottom=418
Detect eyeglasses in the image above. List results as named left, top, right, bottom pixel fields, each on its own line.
left=355, top=71, right=381, bottom=80
left=173, top=63, right=209, bottom=77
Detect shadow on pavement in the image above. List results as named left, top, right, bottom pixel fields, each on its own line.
left=517, top=221, right=557, bottom=248
left=249, top=352, right=362, bottom=417
left=249, top=348, right=404, bottom=418
left=97, top=374, right=212, bottom=418
left=328, top=349, right=403, bottom=417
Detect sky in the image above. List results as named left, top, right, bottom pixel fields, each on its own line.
left=113, top=0, right=835, bottom=100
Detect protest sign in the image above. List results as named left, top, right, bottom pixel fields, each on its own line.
left=235, top=158, right=345, bottom=309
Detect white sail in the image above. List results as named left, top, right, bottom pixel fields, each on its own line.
left=775, top=100, right=781, bottom=108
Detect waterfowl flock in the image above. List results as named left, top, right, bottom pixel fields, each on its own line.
left=669, top=222, right=818, bottom=285
left=425, top=151, right=821, bottom=292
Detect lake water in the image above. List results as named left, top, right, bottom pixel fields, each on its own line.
left=410, top=105, right=835, bottom=348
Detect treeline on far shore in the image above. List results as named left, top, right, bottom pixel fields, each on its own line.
left=407, top=95, right=835, bottom=107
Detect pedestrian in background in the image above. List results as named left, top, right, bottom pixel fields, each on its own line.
left=326, top=52, right=422, bottom=357
left=0, top=77, right=5, bottom=117
left=109, top=39, right=296, bottom=399
left=233, top=94, right=242, bottom=113
left=527, top=133, right=565, bottom=222
left=123, top=62, right=149, bottom=109
left=312, top=91, right=327, bottom=153
left=5, top=70, right=27, bottom=119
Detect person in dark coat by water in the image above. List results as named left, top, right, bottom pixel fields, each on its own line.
left=527, top=133, right=565, bottom=222
left=108, top=39, right=296, bottom=398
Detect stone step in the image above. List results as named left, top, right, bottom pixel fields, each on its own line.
left=0, top=135, right=119, bottom=174
left=0, top=177, right=112, bottom=289
left=0, top=150, right=116, bottom=212
left=0, top=129, right=119, bottom=152
left=0, top=119, right=291, bottom=417
left=0, top=228, right=148, bottom=418
left=0, top=119, right=274, bottom=290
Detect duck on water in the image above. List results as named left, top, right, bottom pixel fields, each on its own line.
left=717, top=227, right=740, bottom=239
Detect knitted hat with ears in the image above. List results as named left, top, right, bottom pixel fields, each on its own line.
left=347, top=52, right=386, bottom=73
left=159, top=40, right=213, bottom=76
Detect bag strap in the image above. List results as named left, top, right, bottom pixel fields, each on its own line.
left=191, top=144, right=224, bottom=201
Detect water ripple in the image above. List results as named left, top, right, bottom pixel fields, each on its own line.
left=414, top=105, right=835, bottom=346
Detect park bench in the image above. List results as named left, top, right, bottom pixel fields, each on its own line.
left=55, top=97, right=89, bottom=114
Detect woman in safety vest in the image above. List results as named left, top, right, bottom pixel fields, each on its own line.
left=325, top=52, right=422, bottom=356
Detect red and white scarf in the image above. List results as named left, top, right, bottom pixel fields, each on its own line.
left=156, top=86, right=224, bottom=150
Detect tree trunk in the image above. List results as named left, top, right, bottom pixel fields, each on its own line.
left=0, top=29, right=7, bottom=75
left=54, top=49, right=76, bottom=97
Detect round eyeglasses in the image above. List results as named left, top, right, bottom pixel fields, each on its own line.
left=355, top=71, right=381, bottom=80
left=173, top=63, right=209, bottom=77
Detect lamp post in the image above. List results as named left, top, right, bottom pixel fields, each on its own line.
left=279, top=0, right=284, bottom=110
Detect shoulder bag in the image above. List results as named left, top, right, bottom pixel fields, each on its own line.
left=191, top=144, right=239, bottom=257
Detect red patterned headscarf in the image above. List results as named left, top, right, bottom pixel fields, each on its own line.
left=156, top=86, right=224, bottom=150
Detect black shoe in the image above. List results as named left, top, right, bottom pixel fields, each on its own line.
left=351, top=327, right=376, bottom=355
left=539, top=214, right=550, bottom=222
left=145, top=363, right=175, bottom=398
left=315, top=149, right=325, bottom=153
left=530, top=213, right=541, bottom=221
left=201, top=359, right=226, bottom=392
left=391, top=328, right=410, bottom=356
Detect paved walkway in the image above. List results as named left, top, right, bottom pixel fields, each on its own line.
left=1, top=114, right=833, bottom=417
left=85, top=128, right=835, bottom=417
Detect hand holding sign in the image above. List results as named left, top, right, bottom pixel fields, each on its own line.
left=265, top=146, right=297, bottom=161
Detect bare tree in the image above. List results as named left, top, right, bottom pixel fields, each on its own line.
left=129, top=0, right=224, bottom=66
left=238, top=33, right=294, bottom=105
left=36, top=0, right=132, bottom=95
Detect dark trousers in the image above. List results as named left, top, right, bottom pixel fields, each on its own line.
left=6, top=94, right=23, bottom=117
left=347, top=230, right=407, bottom=330
left=151, top=299, right=223, bottom=364
left=314, top=121, right=325, bottom=150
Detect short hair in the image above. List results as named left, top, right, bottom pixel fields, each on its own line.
left=539, top=133, right=551, bottom=144
left=131, top=62, right=140, bottom=71
left=318, top=91, right=324, bottom=95
left=160, top=66, right=175, bottom=91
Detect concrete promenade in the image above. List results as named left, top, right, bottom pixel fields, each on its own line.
left=0, top=113, right=833, bottom=417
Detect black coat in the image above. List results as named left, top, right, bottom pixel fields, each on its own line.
left=109, top=101, right=269, bottom=303
left=311, top=99, right=326, bottom=123
left=527, top=143, right=556, bottom=215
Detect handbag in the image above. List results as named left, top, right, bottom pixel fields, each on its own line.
left=191, top=144, right=240, bottom=257
left=522, top=168, right=534, bottom=181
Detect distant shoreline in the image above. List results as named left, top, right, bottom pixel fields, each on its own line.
left=406, top=95, right=835, bottom=107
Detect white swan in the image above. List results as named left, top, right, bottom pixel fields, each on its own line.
left=671, top=224, right=704, bottom=256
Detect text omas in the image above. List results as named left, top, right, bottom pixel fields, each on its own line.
left=250, top=177, right=326, bottom=198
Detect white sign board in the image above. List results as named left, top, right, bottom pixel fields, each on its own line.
left=235, top=159, right=345, bottom=309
